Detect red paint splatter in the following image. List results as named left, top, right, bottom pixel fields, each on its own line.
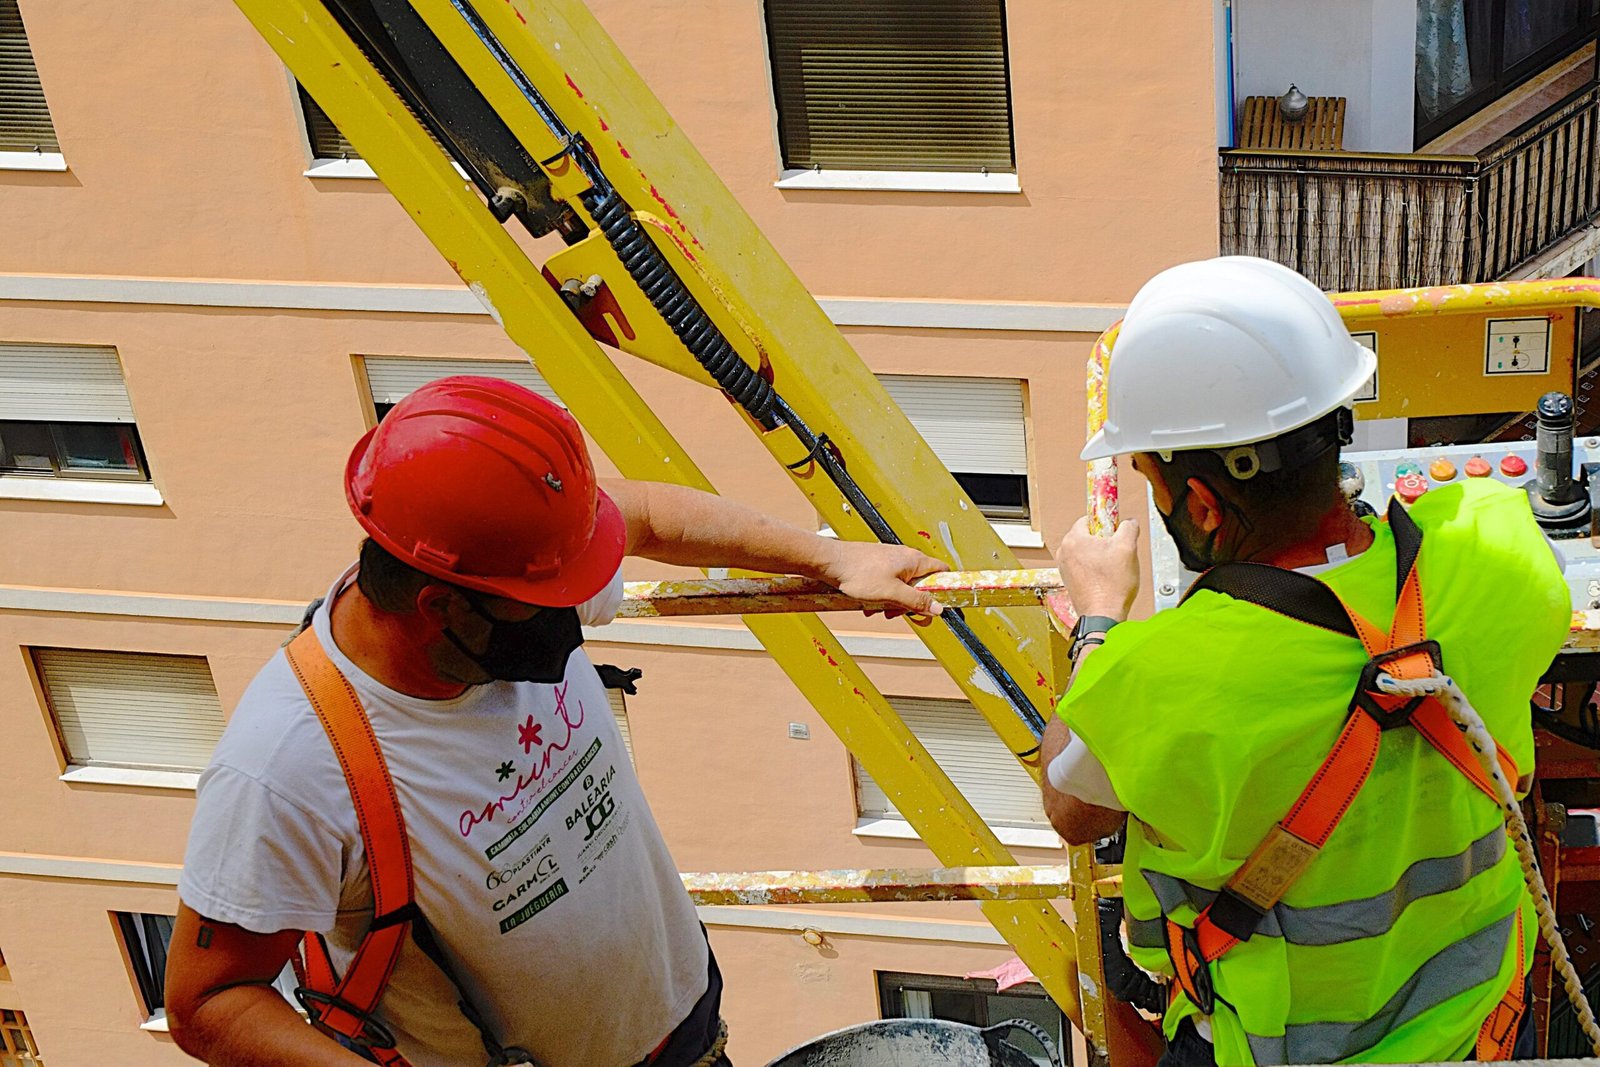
left=1035, top=672, right=1049, bottom=689
left=565, top=74, right=584, bottom=99
left=514, top=7, right=525, bottom=23
left=616, top=140, right=631, bottom=160
left=916, top=530, right=932, bottom=539
left=598, top=116, right=610, bottom=132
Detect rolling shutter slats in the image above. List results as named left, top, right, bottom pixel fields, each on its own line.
left=766, top=0, right=1013, bottom=172
left=856, top=696, right=1046, bottom=828
left=0, top=343, right=136, bottom=423
left=0, top=0, right=58, bottom=152
left=363, top=356, right=562, bottom=408
left=609, top=690, right=633, bottom=765
left=881, top=375, right=1026, bottom=476
left=36, top=649, right=226, bottom=772
left=298, top=84, right=357, bottom=161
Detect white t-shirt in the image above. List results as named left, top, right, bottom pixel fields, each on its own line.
left=179, top=565, right=709, bottom=1067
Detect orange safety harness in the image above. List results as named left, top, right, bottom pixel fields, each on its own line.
left=283, top=627, right=541, bottom=1067
left=1171, top=499, right=1526, bottom=1061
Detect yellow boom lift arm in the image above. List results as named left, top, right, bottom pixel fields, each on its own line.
left=228, top=0, right=1151, bottom=1059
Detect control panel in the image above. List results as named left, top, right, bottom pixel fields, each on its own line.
left=1147, top=437, right=1600, bottom=637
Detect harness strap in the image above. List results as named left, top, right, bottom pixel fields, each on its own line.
left=285, top=628, right=416, bottom=1065
left=1169, top=500, right=1527, bottom=1049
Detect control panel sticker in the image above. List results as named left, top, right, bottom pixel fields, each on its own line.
left=1484, top=317, right=1551, bottom=376
left=1349, top=331, right=1378, bottom=402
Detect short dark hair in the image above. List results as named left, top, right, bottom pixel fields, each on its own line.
left=1149, top=441, right=1341, bottom=545
left=357, top=537, right=433, bottom=613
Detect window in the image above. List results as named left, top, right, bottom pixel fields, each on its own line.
left=854, top=696, right=1050, bottom=833
left=34, top=649, right=227, bottom=776
left=298, top=83, right=356, bottom=162
left=609, top=689, right=634, bottom=766
left=878, top=972, right=1069, bottom=1067
left=1415, top=0, right=1598, bottom=145
left=0, top=344, right=149, bottom=480
left=117, top=912, right=295, bottom=1029
left=361, top=356, right=562, bottom=423
left=764, top=0, right=1014, bottom=174
left=0, top=1009, right=41, bottom=1066
left=0, top=0, right=59, bottom=156
left=880, top=375, right=1029, bottom=524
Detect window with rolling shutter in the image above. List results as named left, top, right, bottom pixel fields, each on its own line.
left=0, top=343, right=149, bottom=480
left=298, top=83, right=357, bottom=161
left=609, top=689, right=634, bottom=766
left=0, top=0, right=58, bottom=154
left=880, top=375, right=1029, bottom=522
left=854, top=695, right=1047, bottom=829
left=764, top=0, right=1014, bottom=173
left=34, top=649, right=227, bottom=773
left=361, top=355, right=562, bottom=422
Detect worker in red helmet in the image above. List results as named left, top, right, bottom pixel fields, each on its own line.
left=165, top=377, right=945, bottom=1067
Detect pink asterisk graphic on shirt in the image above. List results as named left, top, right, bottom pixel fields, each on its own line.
left=517, top=715, right=543, bottom=754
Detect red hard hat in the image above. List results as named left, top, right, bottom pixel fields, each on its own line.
left=344, top=375, right=624, bottom=607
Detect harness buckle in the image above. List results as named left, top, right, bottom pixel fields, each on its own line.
left=1350, top=640, right=1443, bottom=730
left=294, top=986, right=399, bottom=1051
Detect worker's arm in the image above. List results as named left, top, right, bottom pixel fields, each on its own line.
left=603, top=479, right=946, bottom=615
left=166, top=903, right=366, bottom=1066
left=1041, top=517, right=1141, bottom=845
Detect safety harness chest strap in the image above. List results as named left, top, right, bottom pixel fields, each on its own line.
left=1167, top=500, right=1525, bottom=1057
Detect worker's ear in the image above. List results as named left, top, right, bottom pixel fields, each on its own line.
left=414, top=583, right=464, bottom=630
left=1184, top=477, right=1227, bottom=535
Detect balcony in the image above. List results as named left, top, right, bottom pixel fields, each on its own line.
left=1221, top=80, right=1600, bottom=290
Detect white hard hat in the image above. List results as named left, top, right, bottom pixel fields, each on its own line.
left=1081, top=256, right=1376, bottom=463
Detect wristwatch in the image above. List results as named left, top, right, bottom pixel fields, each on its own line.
left=1068, top=615, right=1120, bottom=662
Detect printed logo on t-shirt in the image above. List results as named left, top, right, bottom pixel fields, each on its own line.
left=452, top=678, right=634, bottom=933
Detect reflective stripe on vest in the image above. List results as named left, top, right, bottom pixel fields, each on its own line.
left=1127, top=825, right=1505, bottom=949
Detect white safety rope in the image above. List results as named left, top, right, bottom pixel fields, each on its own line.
left=1378, top=672, right=1600, bottom=1056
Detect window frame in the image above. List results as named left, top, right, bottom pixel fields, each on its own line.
left=0, top=420, right=150, bottom=481
left=114, top=911, right=298, bottom=1031
left=761, top=0, right=1018, bottom=184
left=0, top=1008, right=42, bottom=1064
left=1415, top=4, right=1600, bottom=147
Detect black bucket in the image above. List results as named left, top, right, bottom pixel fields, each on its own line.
left=765, top=1018, right=1060, bottom=1067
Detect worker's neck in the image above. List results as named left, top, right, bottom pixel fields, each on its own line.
left=1251, top=500, right=1374, bottom=571
left=328, top=585, right=471, bottom=700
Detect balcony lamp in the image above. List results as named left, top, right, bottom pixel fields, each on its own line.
left=1279, top=83, right=1310, bottom=123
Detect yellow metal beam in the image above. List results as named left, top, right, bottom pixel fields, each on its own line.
left=618, top=569, right=1071, bottom=618
left=682, top=865, right=1074, bottom=906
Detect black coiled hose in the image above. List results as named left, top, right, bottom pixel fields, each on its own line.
left=581, top=189, right=778, bottom=427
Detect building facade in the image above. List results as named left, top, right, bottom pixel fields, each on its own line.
left=0, top=0, right=1220, bottom=1063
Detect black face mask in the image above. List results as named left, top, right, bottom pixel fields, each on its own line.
left=1158, top=481, right=1249, bottom=574
left=443, top=592, right=584, bottom=684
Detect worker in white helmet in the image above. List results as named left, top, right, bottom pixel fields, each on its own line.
left=1040, top=257, right=1569, bottom=1065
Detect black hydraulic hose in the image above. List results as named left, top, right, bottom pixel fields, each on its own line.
left=445, top=0, right=1046, bottom=742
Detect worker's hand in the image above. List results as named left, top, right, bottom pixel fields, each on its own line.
left=1055, top=517, right=1141, bottom=621
left=822, top=540, right=946, bottom=617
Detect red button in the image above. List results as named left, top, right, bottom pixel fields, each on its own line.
left=1500, top=454, right=1528, bottom=477
left=1465, top=456, right=1492, bottom=478
left=1396, top=472, right=1430, bottom=503
left=1429, top=458, right=1458, bottom=481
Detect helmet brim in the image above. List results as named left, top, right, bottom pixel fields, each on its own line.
left=1079, top=428, right=1116, bottom=463
left=475, top=487, right=627, bottom=608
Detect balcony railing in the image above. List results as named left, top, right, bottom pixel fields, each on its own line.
left=1221, top=82, right=1600, bottom=290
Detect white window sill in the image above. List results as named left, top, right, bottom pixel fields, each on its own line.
left=140, top=1010, right=169, bottom=1033
left=0, top=477, right=164, bottom=506
left=820, top=522, right=1041, bottom=548
left=305, top=158, right=469, bottom=180
left=0, top=151, right=67, bottom=172
left=60, top=765, right=199, bottom=791
left=855, top=816, right=1061, bottom=851
left=776, top=169, right=1020, bottom=194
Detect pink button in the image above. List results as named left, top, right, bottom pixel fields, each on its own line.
left=1396, top=473, right=1430, bottom=503
left=1465, top=456, right=1492, bottom=478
